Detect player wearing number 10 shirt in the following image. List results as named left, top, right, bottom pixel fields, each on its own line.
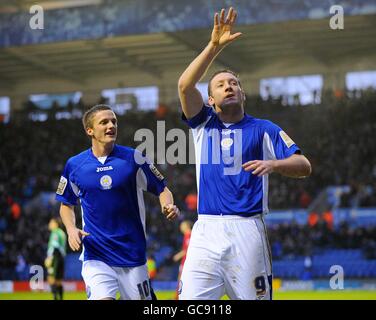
left=55, top=104, right=180, bottom=300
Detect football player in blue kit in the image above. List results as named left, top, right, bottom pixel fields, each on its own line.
left=56, top=104, right=180, bottom=300
left=177, top=7, right=312, bottom=300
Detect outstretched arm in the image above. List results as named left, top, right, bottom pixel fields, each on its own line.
left=242, top=154, right=312, bottom=178
left=178, top=7, right=242, bottom=119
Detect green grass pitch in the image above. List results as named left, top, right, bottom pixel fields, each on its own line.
left=0, top=290, right=375, bottom=300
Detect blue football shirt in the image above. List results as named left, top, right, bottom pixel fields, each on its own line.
left=55, top=144, right=166, bottom=267
left=183, top=105, right=301, bottom=217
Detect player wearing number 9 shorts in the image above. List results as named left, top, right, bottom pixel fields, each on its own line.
left=177, top=7, right=311, bottom=300
left=56, top=104, right=180, bottom=300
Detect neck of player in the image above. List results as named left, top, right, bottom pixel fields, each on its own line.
left=216, top=105, right=244, bottom=124
left=91, top=140, right=115, bottom=157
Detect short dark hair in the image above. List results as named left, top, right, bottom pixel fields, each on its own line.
left=50, top=216, right=63, bottom=228
left=82, top=104, right=113, bottom=131
left=207, top=69, right=242, bottom=97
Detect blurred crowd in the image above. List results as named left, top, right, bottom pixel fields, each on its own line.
left=1, top=0, right=375, bottom=47
left=270, top=218, right=376, bottom=261
left=1, top=88, right=376, bottom=279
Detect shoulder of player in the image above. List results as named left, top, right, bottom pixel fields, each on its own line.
left=114, top=144, right=139, bottom=161
left=65, top=149, right=92, bottom=173
left=188, top=104, right=215, bottom=126
left=251, top=118, right=280, bottom=132
left=114, top=144, right=134, bottom=154
left=113, top=145, right=146, bottom=167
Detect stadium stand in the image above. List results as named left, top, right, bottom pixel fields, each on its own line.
left=1, top=89, right=376, bottom=281
left=1, top=0, right=375, bottom=47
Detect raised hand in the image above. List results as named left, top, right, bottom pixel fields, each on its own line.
left=211, top=7, right=242, bottom=47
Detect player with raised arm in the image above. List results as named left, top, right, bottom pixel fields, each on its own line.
left=177, top=7, right=311, bottom=300
left=55, top=104, right=180, bottom=300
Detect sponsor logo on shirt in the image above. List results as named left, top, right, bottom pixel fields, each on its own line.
left=56, top=176, right=67, bottom=195
left=96, top=166, right=113, bottom=173
left=222, top=129, right=234, bottom=135
left=100, top=175, right=112, bottom=190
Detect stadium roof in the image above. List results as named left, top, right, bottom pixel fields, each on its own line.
left=0, top=0, right=102, bottom=13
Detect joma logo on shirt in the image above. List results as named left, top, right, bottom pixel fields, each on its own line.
left=96, top=166, right=113, bottom=173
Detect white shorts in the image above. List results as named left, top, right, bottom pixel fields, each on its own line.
left=179, top=214, right=272, bottom=300
left=81, top=260, right=152, bottom=300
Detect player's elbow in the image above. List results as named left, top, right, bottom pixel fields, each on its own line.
left=178, top=76, right=193, bottom=94
left=301, top=157, right=312, bottom=178
left=304, top=163, right=312, bottom=177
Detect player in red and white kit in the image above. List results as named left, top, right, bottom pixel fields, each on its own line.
left=173, top=220, right=192, bottom=299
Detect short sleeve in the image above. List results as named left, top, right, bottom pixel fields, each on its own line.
left=181, top=105, right=214, bottom=129
left=264, top=122, right=301, bottom=160
left=135, top=151, right=166, bottom=196
left=55, top=160, right=79, bottom=206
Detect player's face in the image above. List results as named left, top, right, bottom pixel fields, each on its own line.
left=48, top=219, right=58, bottom=231
left=87, top=110, right=117, bottom=144
left=208, top=72, right=245, bottom=110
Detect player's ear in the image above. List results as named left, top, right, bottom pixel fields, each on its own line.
left=86, top=127, right=94, bottom=137
left=208, top=95, right=215, bottom=106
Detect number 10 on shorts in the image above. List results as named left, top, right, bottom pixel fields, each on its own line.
left=137, top=280, right=151, bottom=300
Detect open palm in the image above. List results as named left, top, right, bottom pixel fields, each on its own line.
left=211, top=7, right=242, bottom=47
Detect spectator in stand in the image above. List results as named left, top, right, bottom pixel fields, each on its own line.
left=155, top=104, right=169, bottom=119
left=322, top=210, right=334, bottom=231
left=308, top=212, right=319, bottom=228
left=10, top=201, right=21, bottom=220
left=299, top=188, right=312, bottom=208
left=184, top=192, right=197, bottom=212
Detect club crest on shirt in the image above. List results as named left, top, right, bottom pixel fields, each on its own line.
left=149, top=164, right=164, bottom=181
left=221, top=137, right=234, bottom=150
left=56, top=176, right=67, bottom=195
left=279, top=130, right=295, bottom=148
left=100, top=175, right=112, bottom=190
